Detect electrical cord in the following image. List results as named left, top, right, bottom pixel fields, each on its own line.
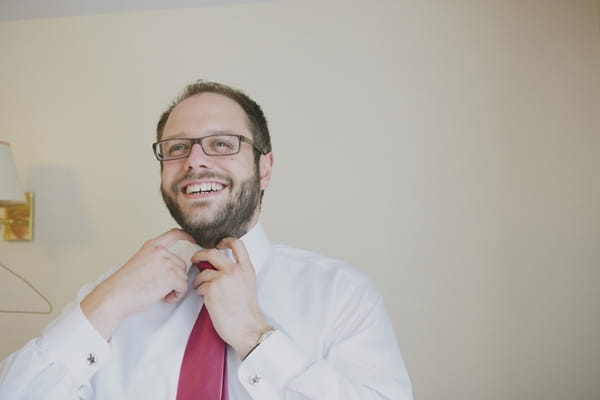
left=0, top=262, right=53, bottom=314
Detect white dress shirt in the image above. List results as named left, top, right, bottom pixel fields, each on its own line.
left=0, top=224, right=413, bottom=399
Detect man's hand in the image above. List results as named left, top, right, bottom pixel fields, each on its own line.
left=81, top=229, right=195, bottom=340
left=191, top=237, right=271, bottom=359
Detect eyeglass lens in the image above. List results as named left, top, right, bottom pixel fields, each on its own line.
left=157, top=135, right=241, bottom=160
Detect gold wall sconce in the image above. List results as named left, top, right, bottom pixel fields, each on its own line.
left=0, top=141, right=33, bottom=241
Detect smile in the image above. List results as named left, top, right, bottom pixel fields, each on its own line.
left=184, top=182, right=226, bottom=194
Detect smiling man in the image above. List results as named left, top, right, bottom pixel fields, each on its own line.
left=158, top=91, right=271, bottom=250
left=0, top=81, right=413, bottom=400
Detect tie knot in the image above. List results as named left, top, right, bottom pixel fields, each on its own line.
left=196, top=261, right=215, bottom=271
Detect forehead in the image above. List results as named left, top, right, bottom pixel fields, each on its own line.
left=162, top=92, right=250, bottom=140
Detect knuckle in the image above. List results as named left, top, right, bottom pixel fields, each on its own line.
left=157, top=249, right=171, bottom=261
left=142, top=239, right=156, bottom=249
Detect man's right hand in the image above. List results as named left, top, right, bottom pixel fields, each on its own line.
left=81, top=229, right=195, bottom=340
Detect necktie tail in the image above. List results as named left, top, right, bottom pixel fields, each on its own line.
left=177, top=262, right=228, bottom=400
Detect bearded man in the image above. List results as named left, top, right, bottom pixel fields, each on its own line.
left=0, top=81, right=413, bottom=400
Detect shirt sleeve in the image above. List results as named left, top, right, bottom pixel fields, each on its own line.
left=0, top=277, right=113, bottom=400
left=237, top=280, right=413, bottom=400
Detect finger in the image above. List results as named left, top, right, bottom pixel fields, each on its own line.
left=191, top=249, right=234, bottom=272
left=192, top=269, right=219, bottom=289
left=163, top=259, right=189, bottom=290
left=162, top=249, right=189, bottom=272
left=196, top=282, right=209, bottom=298
left=195, top=277, right=217, bottom=298
left=168, top=240, right=202, bottom=267
left=162, top=292, right=179, bottom=304
left=153, top=228, right=196, bottom=247
left=172, top=274, right=189, bottom=295
left=217, top=237, right=250, bottom=266
left=162, top=288, right=183, bottom=304
left=162, top=270, right=189, bottom=303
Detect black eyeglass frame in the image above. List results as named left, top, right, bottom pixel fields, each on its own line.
left=152, top=134, right=267, bottom=161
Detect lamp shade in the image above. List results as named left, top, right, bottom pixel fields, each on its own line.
left=0, top=141, right=26, bottom=206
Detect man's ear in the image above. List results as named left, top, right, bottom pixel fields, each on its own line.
left=258, top=152, right=274, bottom=191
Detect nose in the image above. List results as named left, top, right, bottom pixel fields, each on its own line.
left=183, top=143, right=212, bottom=170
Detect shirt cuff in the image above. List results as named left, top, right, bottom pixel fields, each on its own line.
left=40, top=302, right=111, bottom=385
left=237, top=330, right=311, bottom=398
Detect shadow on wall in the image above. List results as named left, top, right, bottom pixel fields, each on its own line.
left=27, top=165, right=93, bottom=254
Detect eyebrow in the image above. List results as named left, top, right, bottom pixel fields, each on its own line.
left=161, top=130, right=250, bottom=141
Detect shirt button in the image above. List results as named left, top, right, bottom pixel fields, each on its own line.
left=249, top=374, right=262, bottom=385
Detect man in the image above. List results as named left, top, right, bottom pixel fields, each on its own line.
left=0, top=81, right=413, bottom=399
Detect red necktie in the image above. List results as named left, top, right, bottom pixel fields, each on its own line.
left=177, top=262, right=228, bottom=400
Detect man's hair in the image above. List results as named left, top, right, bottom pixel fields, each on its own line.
left=156, top=80, right=272, bottom=162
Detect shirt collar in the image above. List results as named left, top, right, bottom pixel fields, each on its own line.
left=238, top=222, right=270, bottom=275
left=188, top=223, right=270, bottom=276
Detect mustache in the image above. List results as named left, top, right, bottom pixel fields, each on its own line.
left=169, top=171, right=233, bottom=193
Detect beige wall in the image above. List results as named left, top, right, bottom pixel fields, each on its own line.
left=1, top=1, right=599, bottom=399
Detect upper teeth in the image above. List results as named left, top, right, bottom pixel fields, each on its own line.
left=186, top=183, right=224, bottom=194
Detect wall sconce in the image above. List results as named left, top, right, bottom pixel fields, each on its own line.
left=0, top=141, right=33, bottom=241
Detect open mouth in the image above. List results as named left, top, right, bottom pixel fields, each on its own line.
left=184, top=182, right=226, bottom=195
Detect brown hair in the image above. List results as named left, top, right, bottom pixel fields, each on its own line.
left=156, top=80, right=271, bottom=162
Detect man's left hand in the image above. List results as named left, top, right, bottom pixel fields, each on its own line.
left=191, top=237, right=271, bottom=359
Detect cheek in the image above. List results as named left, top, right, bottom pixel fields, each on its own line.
left=228, top=157, right=256, bottom=179
left=161, top=166, right=178, bottom=190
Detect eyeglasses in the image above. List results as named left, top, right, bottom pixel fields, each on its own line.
left=152, top=134, right=266, bottom=161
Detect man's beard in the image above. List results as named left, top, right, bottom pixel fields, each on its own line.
left=161, top=170, right=261, bottom=249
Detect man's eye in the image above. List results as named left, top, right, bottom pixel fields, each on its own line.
left=207, top=137, right=236, bottom=153
left=167, top=142, right=189, bottom=155
left=215, top=141, right=232, bottom=148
